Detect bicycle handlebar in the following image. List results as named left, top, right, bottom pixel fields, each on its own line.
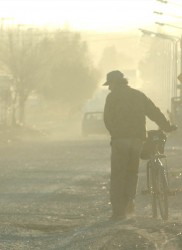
left=169, top=125, right=177, bottom=132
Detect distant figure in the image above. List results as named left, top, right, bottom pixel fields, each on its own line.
left=103, top=70, right=174, bottom=220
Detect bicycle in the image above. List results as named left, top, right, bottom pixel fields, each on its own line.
left=141, top=129, right=175, bottom=220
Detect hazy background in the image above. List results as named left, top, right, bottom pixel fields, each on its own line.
left=0, top=0, right=181, bottom=138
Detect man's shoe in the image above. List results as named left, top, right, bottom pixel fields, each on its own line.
left=110, top=213, right=126, bottom=221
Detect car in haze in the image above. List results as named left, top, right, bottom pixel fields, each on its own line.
left=81, top=111, right=108, bottom=136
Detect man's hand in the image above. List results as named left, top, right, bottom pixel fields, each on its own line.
left=171, top=124, right=177, bottom=131
left=167, top=124, right=177, bottom=132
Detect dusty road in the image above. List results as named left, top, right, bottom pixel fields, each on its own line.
left=0, top=131, right=182, bottom=249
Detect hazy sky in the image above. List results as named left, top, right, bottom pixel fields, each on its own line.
left=0, top=0, right=157, bottom=31
left=0, top=0, right=181, bottom=32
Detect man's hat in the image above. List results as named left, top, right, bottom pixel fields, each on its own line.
left=103, top=70, right=124, bottom=86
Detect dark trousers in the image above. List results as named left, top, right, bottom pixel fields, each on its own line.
left=110, top=138, right=142, bottom=215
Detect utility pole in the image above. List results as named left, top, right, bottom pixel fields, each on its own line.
left=155, top=22, right=182, bottom=97
left=154, top=0, right=182, bottom=90
left=139, top=28, right=179, bottom=113
left=181, top=35, right=182, bottom=73
left=152, top=0, right=182, bottom=126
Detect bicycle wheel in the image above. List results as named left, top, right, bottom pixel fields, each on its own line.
left=151, top=168, right=158, bottom=218
left=156, top=166, right=168, bottom=220
left=147, top=163, right=157, bottom=218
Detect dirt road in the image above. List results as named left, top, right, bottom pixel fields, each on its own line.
left=0, top=132, right=182, bottom=249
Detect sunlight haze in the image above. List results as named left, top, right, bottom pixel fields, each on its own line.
left=0, top=0, right=158, bottom=31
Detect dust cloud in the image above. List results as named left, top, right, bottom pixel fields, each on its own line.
left=0, top=28, right=180, bottom=147
left=21, top=30, right=180, bottom=140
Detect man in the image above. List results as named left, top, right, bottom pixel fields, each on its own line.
left=103, top=70, right=174, bottom=220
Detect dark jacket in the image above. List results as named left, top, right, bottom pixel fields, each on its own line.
left=104, top=84, right=171, bottom=140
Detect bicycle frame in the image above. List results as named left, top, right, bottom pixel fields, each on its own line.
left=147, top=154, right=168, bottom=193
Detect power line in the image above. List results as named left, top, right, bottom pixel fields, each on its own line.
left=168, top=1, right=182, bottom=7
left=139, top=28, right=180, bottom=41
left=156, top=0, right=168, bottom=3
left=154, top=11, right=182, bottom=19
left=157, top=0, right=182, bottom=7
left=156, top=22, right=182, bottom=30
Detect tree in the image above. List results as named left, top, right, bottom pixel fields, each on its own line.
left=98, top=45, right=134, bottom=74
left=0, top=28, right=100, bottom=126
left=40, top=31, right=100, bottom=113
left=0, top=27, right=46, bottom=125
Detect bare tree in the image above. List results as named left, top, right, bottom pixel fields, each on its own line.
left=0, top=27, right=46, bottom=125
left=0, top=27, right=100, bottom=127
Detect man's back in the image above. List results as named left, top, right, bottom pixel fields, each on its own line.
left=104, top=84, right=171, bottom=140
